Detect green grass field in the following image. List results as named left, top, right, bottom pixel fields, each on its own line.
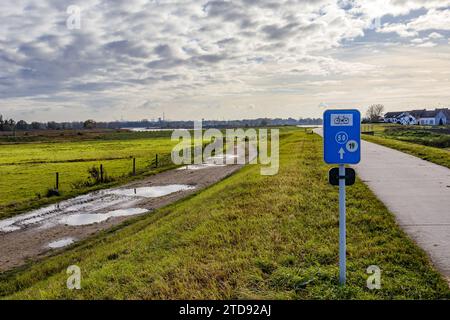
left=362, top=125, right=450, bottom=169
left=0, top=135, right=178, bottom=219
left=1, top=129, right=448, bottom=299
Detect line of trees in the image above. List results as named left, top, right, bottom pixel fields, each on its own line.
left=0, top=115, right=17, bottom=131
left=0, top=115, right=322, bottom=131
left=0, top=115, right=99, bottom=131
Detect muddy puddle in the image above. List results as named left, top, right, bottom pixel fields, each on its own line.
left=207, top=154, right=239, bottom=164
left=0, top=184, right=194, bottom=233
left=58, top=208, right=149, bottom=226
left=47, top=237, right=76, bottom=249
left=176, top=154, right=241, bottom=170
left=177, top=164, right=226, bottom=170
left=109, top=185, right=194, bottom=197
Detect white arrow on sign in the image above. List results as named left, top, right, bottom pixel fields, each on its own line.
left=339, top=147, right=345, bottom=160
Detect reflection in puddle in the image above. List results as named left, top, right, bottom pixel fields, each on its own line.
left=206, top=154, right=238, bottom=165
left=59, top=214, right=110, bottom=226
left=177, top=154, right=240, bottom=169
left=0, top=224, right=20, bottom=232
left=47, top=237, right=75, bottom=249
left=177, top=164, right=226, bottom=170
left=109, top=185, right=195, bottom=198
left=0, top=184, right=195, bottom=233
left=59, top=208, right=148, bottom=226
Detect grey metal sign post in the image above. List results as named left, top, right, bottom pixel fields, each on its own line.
left=323, top=110, right=361, bottom=286
left=338, top=164, right=346, bottom=284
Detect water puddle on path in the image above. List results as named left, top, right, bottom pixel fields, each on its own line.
left=58, top=208, right=148, bottom=226
left=0, top=184, right=195, bottom=232
left=177, top=154, right=240, bottom=170
left=177, top=164, right=226, bottom=170
left=109, top=185, right=194, bottom=197
left=47, top=237, right=75, bottom=249
left=206, top=154, right=239, bottom=164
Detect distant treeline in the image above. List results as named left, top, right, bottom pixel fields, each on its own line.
left=0, top=115, right=322, bottom=131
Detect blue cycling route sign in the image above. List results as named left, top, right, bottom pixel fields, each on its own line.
left=323, top=109, right=361, bottom=165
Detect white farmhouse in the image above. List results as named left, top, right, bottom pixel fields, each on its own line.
left=397, top=112, right=417, bottom=125
left=410, top=109, right=450, bottom=125
left=384, top=111, right=417, bottom=125
left=418, top=110, right=438, bottom=125
left=383, top=111, right=403, bottom=123
left=383, top=108, right=449, bottom=126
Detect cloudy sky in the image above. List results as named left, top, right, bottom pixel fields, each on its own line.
left=1, top=0, right=450, bottom=122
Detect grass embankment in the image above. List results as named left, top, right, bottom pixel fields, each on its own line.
left=381, top=126, right=450, bottom=149
left=363, top=134, right=450, bottom=169
left=1, top=129, right=448, bottom=299
left=0, top=135, right=177, bottom=219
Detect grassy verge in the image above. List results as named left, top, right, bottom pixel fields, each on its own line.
left=1, top=129, right=448, bottom=299
left=380, top=125, right=450, bottom=148
left=362, top=134, right=450, bottom=169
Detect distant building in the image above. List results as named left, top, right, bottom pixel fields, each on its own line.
left=383, top=111, right=416, bottom=125
left=384, top=108, right=449, bottom=126
left=436, top=109, right=450, bottom=125
left=384, top=111, right=406, bottom=124
left=418, top=110, right=438, bottom=125
left=397, top=112, right=417, bottom=125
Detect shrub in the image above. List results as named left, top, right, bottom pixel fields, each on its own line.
left=71, top=165, right=114, bottom=190
left=45, top=188, right=60, bottom=198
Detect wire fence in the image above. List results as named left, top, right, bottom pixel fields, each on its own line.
left=48, top=153, right=174, bottom=197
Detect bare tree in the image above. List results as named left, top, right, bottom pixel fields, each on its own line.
left=366, top=104, right=384, bottom=122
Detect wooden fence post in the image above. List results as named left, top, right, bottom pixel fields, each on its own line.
left=100, top=164, right=104, bottom=182
left=55, top=172, right=59, bottom=191
left=155, top=154, right=158, bottom=168
left=133, top=157, right=136, bottom=176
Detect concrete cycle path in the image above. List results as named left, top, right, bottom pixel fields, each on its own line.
left=314, top=128, right=450, bottom=283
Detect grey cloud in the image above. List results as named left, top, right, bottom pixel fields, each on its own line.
left=147, top=58, right=185, bottom=69
left=70, top=82, right=121, bottom=92
left=241, top=0, right=281, bottom=9
left=103, top=40, right=150, bottom=58
left=203, top=0, right=255, bottom=28
left=154, top=44, right=175, bottom=58
left=193, top=54, right=227, bottom=64
left=136, top=100, right=161, bottom=110
left=261, top=22, right=301, bottom=40
left=147, top=52, right=227, bottom=69
left=216, top=37, right=239, bottom=47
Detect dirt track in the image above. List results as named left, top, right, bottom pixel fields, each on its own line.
left=0, top=162, right=243, bottom=272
